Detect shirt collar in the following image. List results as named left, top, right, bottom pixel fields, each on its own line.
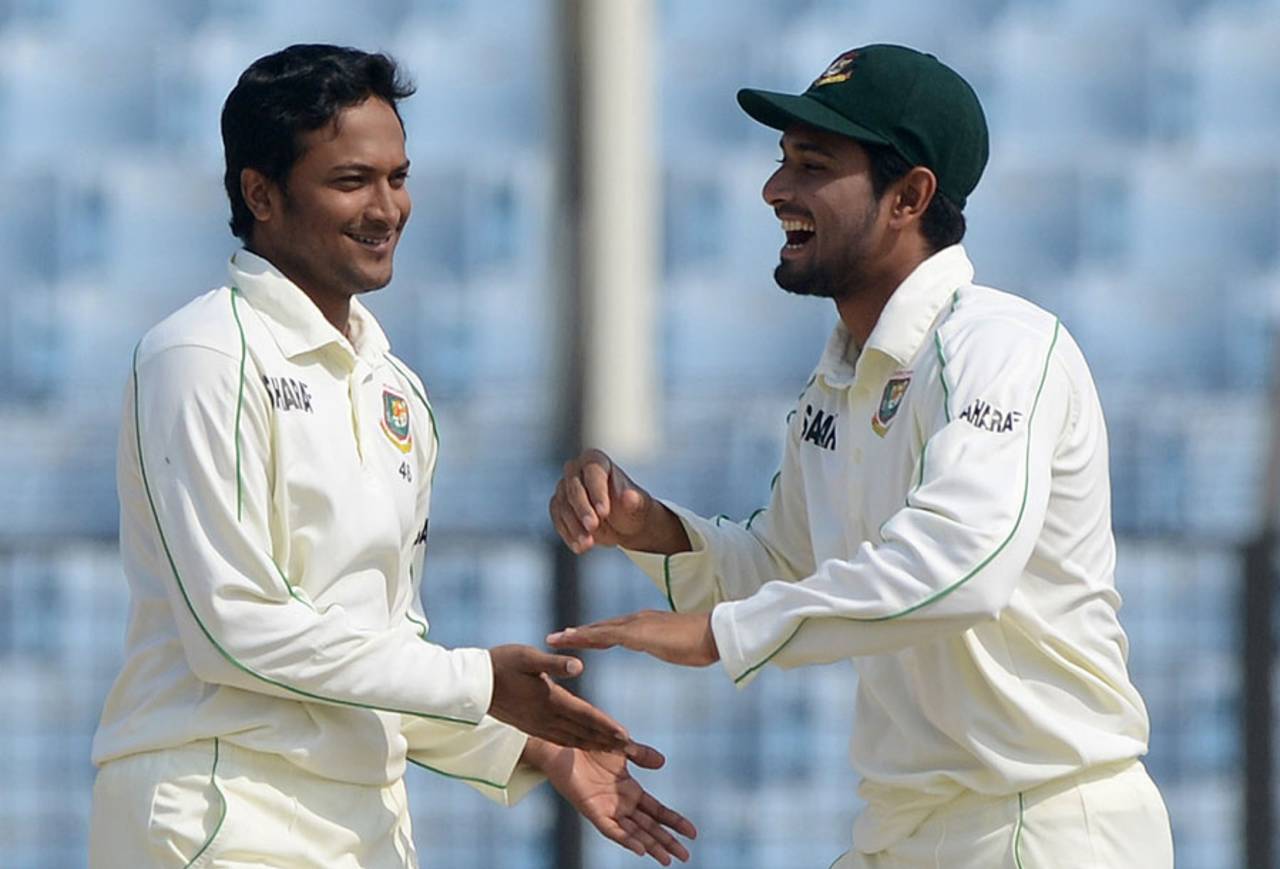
left=816, top=244, right=974, bottom=384
left=229, top=249, right=391, bottom=363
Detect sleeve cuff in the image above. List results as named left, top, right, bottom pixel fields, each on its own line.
left=621, top=501, right=714, bottom=612
left=711, top=600, right=756, bottom=687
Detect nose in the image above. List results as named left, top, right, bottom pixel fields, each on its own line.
left=368, top=179, right=408, bottom=228
left=762, top=164, right=789, bottom=208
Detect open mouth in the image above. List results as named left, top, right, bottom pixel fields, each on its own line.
left=346, top=231, right=394, bottom=250
left=780, top=217, right=815, bottom=251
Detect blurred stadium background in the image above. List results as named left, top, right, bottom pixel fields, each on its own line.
left=2, top=0, right=1278, bottom=866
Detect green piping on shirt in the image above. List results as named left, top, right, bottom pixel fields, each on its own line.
left=131, top=343, right=479, bottom=726
left=1013, top=791, right=1027, bottom=868
left=733, top=319, right=1062, bottom=685
left=407, top=756, right=507, bottom=791
left=183, top=737, right=226, bottom=868
left=406, top=611, right=429, bottom=639
left=229, top=289, right=248, bottom=521
left=745, top=507, right=766, bottom=529
left=663, top=555, right=677, bottom=613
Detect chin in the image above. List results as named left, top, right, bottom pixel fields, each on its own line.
left=774, top=263, right=835, bottom=299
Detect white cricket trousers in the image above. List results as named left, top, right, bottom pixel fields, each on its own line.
left=832, top=760, right=1173, bottom=869
left=89, top=738, right=418, bottom=868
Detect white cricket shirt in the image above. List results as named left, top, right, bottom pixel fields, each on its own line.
left=93, top=250, right=536, bottom=801
left=626, top=245, right=1151, bottom=850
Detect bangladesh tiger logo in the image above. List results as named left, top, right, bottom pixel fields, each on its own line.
left=380, top=387, right=413, bottom=453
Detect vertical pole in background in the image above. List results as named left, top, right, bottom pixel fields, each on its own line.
left=1242, top=532, right=1274, bottom=869
left=550, top=2, right=586, bottom=866
left=1243, top=334, right=1280, bottom=869
left=552, top=1, right=657, bottom=865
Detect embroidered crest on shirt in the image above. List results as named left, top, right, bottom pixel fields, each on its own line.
left=380, top=387, right=413, bottom=454
left=812, top=50, right=858, bottom=88
left=871, top=373, right=912, bottom=437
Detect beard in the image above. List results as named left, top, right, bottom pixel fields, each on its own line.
left=773, top=203, right=879, bottom=301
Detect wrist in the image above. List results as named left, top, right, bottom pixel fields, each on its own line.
left=621, top=500, right=691, bottom=556
left=518, top=736, right=563, bottom=772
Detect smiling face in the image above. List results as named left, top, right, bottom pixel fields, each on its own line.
left=243, top=96, right=411, bottom=311
left=762, top=125, right=889, bottom=300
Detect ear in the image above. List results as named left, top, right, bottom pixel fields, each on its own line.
left=888, top=166, right=938, bottom=230
left=240, top=168, right=279, bottom=224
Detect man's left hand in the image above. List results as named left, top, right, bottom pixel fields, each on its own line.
left=523, top=738, right=697, bottom=866
left=547, top=611, right=719, bottom=668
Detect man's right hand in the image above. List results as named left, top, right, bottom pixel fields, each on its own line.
left=487, top=644, right=629, bottom=752
left=549, top=449, right=689, bottom=555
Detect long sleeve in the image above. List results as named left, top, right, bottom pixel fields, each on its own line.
left=712, top=319, right=1070, bottom=686
left=128, top=341, right=492, bottom=724
left=623, top=410, right=817, bottom=613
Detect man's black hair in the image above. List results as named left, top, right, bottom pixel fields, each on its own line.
left=865, top=144, right=966, bottom=252
left=221, top=44, right=416, bottom=241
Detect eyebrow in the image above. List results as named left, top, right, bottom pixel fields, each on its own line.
left=329, top=160, right=412, bottom=175
left=778, top=138, right=834, bottom=159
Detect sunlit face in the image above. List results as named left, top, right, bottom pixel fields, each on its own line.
left=250, top=96, right=412, bottom=303
left=762, top=125, right=888, bottom=300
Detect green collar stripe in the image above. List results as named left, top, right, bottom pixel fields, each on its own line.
left=735, top=319, right=1061, bottom=684
left=131, top=342, right=478, bottom=726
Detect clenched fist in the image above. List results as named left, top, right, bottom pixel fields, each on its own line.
left=549, top=450, right=690, bottom=556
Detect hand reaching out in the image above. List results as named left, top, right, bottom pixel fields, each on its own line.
left=487, top=644, right=630, bottom=751
left=547, top=611, right=720, bottom=668
left=523, top=737, right=698, bottom=865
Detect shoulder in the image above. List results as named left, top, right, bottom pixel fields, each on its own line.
left=935, top=285, right=1064, bottom=379
left=136, top=287, right=244, bottom=368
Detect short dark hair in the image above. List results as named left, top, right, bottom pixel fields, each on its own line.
left=221, top=44, right=416, bottom=241
left=864, top=143, right=966, bottom=253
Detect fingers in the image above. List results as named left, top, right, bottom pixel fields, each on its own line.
left=581, top=459, right=612, bottom=518
left=543, top=678, right=630, bottom=745
left=623, top=741, right=666, bottom=770
left=564, top=473, right=601, bottom=534
left=640, top=791, right=699, bottom=840
left=545, top=624, right=620, bottom=650
left=551, top=478, right=595, bottom=554
left=634, top=807, right=692, bottom=863
left=619, top=815, right=677, bottom=865
left=521, top=648, right=585, bottom=679
left=593, top=815, right=647, bottom=858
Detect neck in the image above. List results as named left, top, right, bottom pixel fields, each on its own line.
left=247, top=241, right=353, bottom=339
left=834, top=252, right=926, bottom=345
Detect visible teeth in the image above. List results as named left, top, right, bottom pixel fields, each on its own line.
left=350, top=233, right=388, bottom=245
left=780, top=218, right=815, bottom=233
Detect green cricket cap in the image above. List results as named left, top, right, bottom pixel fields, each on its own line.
left=737, top=44, right=989, bottom=208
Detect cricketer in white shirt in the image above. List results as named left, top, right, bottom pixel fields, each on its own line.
left=551, top=243, right=1173, bottom=864
left=93, top=249, right=538, bottom=798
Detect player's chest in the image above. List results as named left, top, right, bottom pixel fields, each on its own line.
left=259, top=358, right=425, bottom=523
left=797, top=364, right=925, bottom=546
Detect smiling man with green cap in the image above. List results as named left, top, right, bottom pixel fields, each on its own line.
left=546, top=44, right=1174, bottom=866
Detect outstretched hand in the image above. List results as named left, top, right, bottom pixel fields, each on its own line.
left=487, top=644, right=630, bottom=751
left=525, top=737, right=698, bottom=865
left=547, top=611, right=720, bottom=668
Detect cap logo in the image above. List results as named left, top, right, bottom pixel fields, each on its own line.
left=812, top=50, right=858, bottom=88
